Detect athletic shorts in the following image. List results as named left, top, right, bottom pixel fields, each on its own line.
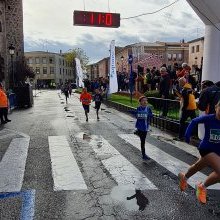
left=95, top=102, right=101, bottom=110
left=83, top=104, right=90, bottom=113
left=199, top=149, right=220, bottom=157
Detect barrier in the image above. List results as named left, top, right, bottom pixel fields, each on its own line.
left=8, top=93, right=17, bottom=110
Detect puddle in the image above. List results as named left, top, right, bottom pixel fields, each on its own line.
left=66, top=115, right=74, bottom=118
left=110, top=186, right=149, bottom=211
left=82, top=133, right=91, bottom=141
left=105, top=111, right=111, bottom=114
left=61, top=102, right=65, bottom=104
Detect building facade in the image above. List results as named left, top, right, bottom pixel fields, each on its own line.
left=25, top=51, right=75, bottom=88
left=0, top=0, right=24, bottom=88
left=188, top=37, right=204, bottom=72
left=115, top=41, right=189, bottom=74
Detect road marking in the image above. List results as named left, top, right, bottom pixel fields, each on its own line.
left=48, top=136, right=87, bottom=191
left=150, top=133, right=200, bottom=158
left=119, top=134, right=220, bottom=190
left=0, top=190, right=36, bottom=220
left=87, top=135, right=157, bottom=190
left=0, top=137, right=30, bottom=192
left=0, top=133, right=17, bottom=140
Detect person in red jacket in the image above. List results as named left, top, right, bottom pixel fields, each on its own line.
left=80, top=88, right=92, bottom=122
left=0, top=83, right=11, bottom=124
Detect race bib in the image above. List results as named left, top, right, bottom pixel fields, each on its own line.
left=209, top=129, right=220, bottom=143
left=137, top=112, right=148, bottom=119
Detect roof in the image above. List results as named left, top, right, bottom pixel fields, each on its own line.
left=187, top=37, right=204, bottom=43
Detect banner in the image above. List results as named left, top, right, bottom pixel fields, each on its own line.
left=75, top=58, right=84, bottom=88
left=108, top=40, right=118, bottom=94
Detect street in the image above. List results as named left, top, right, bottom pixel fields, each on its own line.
left=0, top=90, right=220, bottom=220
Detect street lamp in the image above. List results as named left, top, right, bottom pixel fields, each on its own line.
left=8, top=44, right=15, bottom=88
left=121, top=55, right=124, bottom=72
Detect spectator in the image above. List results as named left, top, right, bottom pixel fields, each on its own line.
left=159, top=67, right=170, bottom=117
left=174, top=77, right=197, bottom=141
left=0, top=83, right=11, bottom=125
left=177, top=63, right=191, bottom=78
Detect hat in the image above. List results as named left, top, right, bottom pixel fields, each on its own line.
left=182, top=63, right=188, bottom=68
left=160, top=67, right=167, bottom=72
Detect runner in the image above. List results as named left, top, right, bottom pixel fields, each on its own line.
left=178, top=100, right=220, bottom=204
left=133, top=96, right=153, bottom=161
left=80, top=88, right=92, bottom=122
left=63, top=84, right=69, bottom=104
left=93, top=89, right=103, bottom=120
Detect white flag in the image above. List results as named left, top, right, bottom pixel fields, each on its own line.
left=75, top=58, right=84, bottom=88
left=108, top=40, right=118, bottom=94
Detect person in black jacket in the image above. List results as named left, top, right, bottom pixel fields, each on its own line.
left=159, top=67, right=170, bottom=117
left=198, top=81, right=220, bottom=114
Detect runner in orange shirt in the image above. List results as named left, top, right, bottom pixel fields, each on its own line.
left=80, top=88, right=92, bottom=122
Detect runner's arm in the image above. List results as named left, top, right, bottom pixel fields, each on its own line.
left=185, top=116, right=206, bottom=143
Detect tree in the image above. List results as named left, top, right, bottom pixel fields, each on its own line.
left=15, top=57, right=35, bottom=84
left=65, top=48, right=89, bottom=70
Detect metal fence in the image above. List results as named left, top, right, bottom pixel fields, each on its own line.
left=147, top=97, right=180, bottom=132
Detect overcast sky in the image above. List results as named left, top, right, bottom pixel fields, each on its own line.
left=23, top=0, right=205, bottom=63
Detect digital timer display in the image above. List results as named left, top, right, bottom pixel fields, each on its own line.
left=73, top=10, right=120, bottom=28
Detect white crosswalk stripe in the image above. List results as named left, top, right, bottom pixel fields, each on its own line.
left=77, top=133, right=157, bottom=190
left=48, top=136, right=87, bottom=191
left=0, top=137, right=30, bottom=192
left=119, top=134, right=220, bottom=190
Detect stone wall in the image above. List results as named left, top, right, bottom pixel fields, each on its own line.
left=0, top=0, right=24, bottom=88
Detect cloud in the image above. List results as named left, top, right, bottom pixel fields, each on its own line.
left=23, top=0, right=205, bottom=64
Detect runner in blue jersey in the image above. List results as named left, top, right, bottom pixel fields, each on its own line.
left=134, top=96, right=153, bottom=161
left=178, top=100, right=220, bottom=204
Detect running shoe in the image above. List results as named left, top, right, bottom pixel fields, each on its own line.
left=196, top=183, right=207, bottom=204
left=178, top=172, right=188, bottom=191
left=142, top=154, right=151, bottom=161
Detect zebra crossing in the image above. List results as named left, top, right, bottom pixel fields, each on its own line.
left=0, top=129, right=220, bottom=194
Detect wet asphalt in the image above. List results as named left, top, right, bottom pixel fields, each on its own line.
left=0, top=89, right=220, bottom=220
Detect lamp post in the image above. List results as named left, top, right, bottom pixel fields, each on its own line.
left=121, top=55, right=124, bottom=73
left=8, top=44, right=15, bottom=88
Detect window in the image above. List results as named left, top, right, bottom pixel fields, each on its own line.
left=172, top=54, right=177, bottom=61
left=43, top=67, right=47, bottom=74
left=191, top=46, right=195, bottom=53
left=60, top=68, right=62, bottom=75
left=49, top=57, right=54, bottom=64
left=0, top=21, right=2, bottom=32
left=178, top=54, right=182, bottom=61
left=196, top=45, right=199, bottom=52
left=36, top=67, right=40, bottom=74
left=29, top=58, right=33, bottom=64
left=63, top=60, right=65, bottom=66
left=42, top=57, right=47, bottom=64
left=50, top=67, right=54, bottom=74
left=59, top=59, right=62, bottom=65
left=167, top=53, right=172, bottom=61
left=35, top=57, right=40, bottom=64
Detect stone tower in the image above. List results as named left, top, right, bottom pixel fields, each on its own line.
left=0, top=0, right=24, bottom=88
